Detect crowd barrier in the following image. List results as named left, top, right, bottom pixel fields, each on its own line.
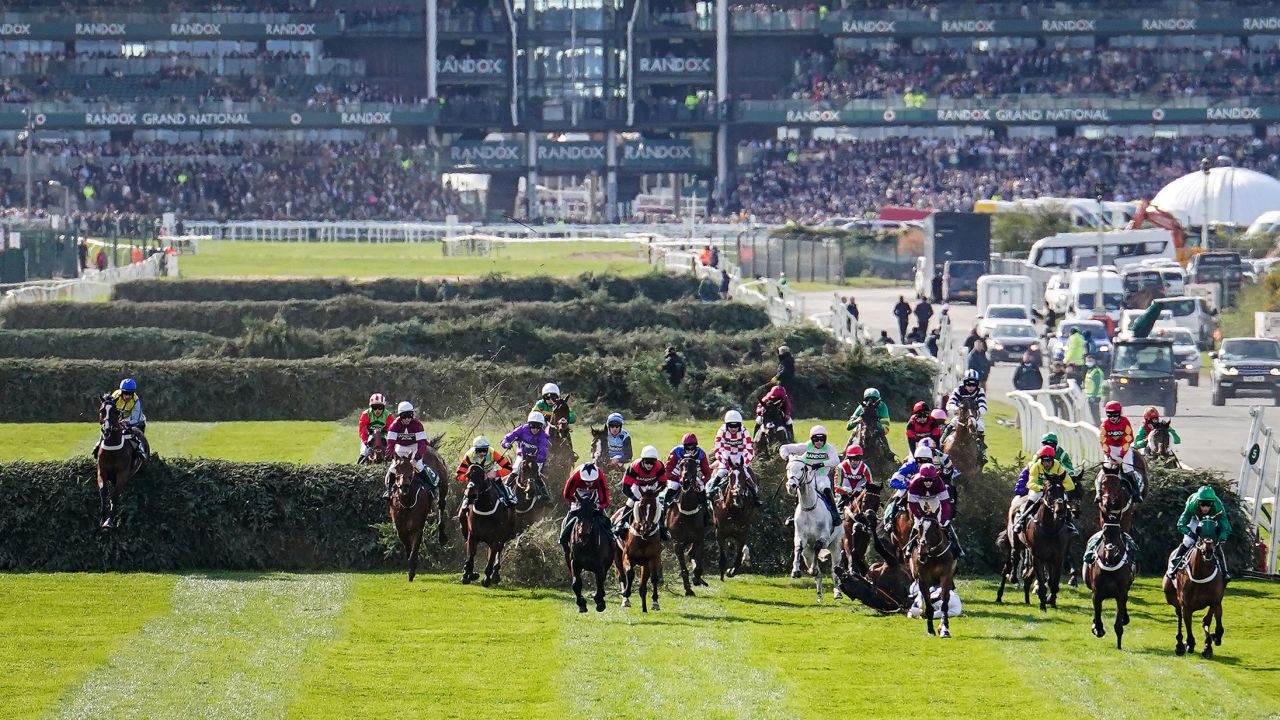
left=0, top=251, right=176, bottom=309
left=1237, top=406, right=1280, bottom=576
left=183, top=220, right=759, bottom=244
left=1007, top=381, right=1102, bottom=468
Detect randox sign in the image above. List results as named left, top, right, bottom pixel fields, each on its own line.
left=0, top=21, right=342, bottom=39
left=436, top=57, right=506, bottom=75
left=448, top=141, right=524, bottom=168
left=620, top=140, right=698, bottom=167
left=638, top=57, right=713, bottom=74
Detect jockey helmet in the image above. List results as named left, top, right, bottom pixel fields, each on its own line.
left=681, top=433, right=698, bottom=448
left=120, top=378, right=137, bottom=392
left=473, top=435, right=491, bottom=451
left=913, top=444, right=932, bottom=460
left=541, top=382, right=560, bottom=397
left=778, top=345, right=790, bottom=355
left=578, top=463, right=600, bottom=483
left=666, top=346, right=677, bottom=354
left=527, top=411, right=546, bottom=426
left=640, top=445, right=660, bottom=460
left=930, top=408, right=947, bottom=421
left=724, top=409, right=744, bottom=424
left=1041, top=432, right=1058, bottom=445
left=397, top=401, right=415, bottom=415
left=913, top=401, right=928, bottom=414
left=1104, top=401, right=1122, bottom=414
left=1144, top=406, right=1160, bottom=420
left=369, top=393, right=386, bottom=406
left=809, top=425, right=828, bottom=439
left=918, top=463, right=939, bottom=479
left=863, top=388, right=880, bottom=401
left=845, top=444, right=863, bottom=458
left=765, top=385, right=787, bottom=400
left=918, top=437, right=934, bottom=450
left=606, top=412, right=624, bottom=426
left=963, top=369, right=980, bottom=382
left=1038, top=446, right=1057, bottom=460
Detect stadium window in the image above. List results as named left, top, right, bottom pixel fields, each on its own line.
left=121, top=42, right=148, bottom=58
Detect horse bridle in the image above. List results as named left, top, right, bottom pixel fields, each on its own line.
left=1184, top=539, right=1222, bottom=584
left=1095, top=522, right=1129, bottom=572
left=789, top=464, right=819, bottom=512
left=392, top=460, right=424, bottom=509
left=466, top=468, right=503, bottom=516
left=99, top=407, right=126, bottom=451
left=916, top=516, right=952, bottom=560
left=630, top=491, right=661, bottom=537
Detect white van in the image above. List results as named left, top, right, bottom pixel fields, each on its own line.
left=976, top=275, right=1034, bottom=317
left=1069, top=268, right=1124, bottom=323
left=1029, top=228, right=1176, bottom=271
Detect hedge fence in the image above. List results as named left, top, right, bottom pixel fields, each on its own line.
left=4, top=350, right=935, bottom=423
left=0, top=456, right=1252, bottom=578
left=111, top=273, right=699, bottom=304
left=0, top=297, right=769, bottom=336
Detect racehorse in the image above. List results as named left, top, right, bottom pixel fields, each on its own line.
left=388, top=453, right=436, bottom=582
left=615, top=484, right=664, bottom=612
left=1084, top=517, right=1135, bottom=649
left=508, top=445, right=545, bottom=534
left=546, top=395, right=577, bottom=484
left=909, top=498, right=958, bottom=637
left=754, top=403, right=792, bottom=457
left=566, top=488, right=615, bottom=613
left=95, top=399, right=138, bottom=529
left=667, top=453, right=710, bottom=595
left=998, top=472, right=1071, bottom=610
left=711, top=458, right=755, bottom=581
left=848, top=411, right=896, bottom=482
left=943, top=399, right=984, bottom=481
left=785, top=458, right=843, bottom=603
left=423, top=434, right=451, bottom=544
left=1163, top=524, right=1227, bottom=659
left=1144, top=420, right=1181, bottom=469
left=1096, top=461, right=1135, bottom=533
left=836, top=533, right=913, bottom=614
left=459, top=463, right=516, bottom=586
left=841, top=477, right=882, bottom=575
left=357, top=434, right=389, bottom=465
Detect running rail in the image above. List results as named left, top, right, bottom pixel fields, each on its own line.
left=1237, top=406, right=1280, bottom=575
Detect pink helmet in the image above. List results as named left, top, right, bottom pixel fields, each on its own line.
left=930, top=408, right=947, bottom=421
left=918, top=464, right=939, bottom=479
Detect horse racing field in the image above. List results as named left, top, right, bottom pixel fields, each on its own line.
left=3, top=571, right=1278, bottom=719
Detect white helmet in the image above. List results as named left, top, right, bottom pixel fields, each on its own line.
left=809, top=425, right=828, bottom=437
left=578, top=463, right=600, bottom=483
left=724, top=409, right=744, bottom=424
left=913, top=443, right=933, bottom=460
left=472, top=435, right=491, bottom=449
left=640, top=445, right=660, bottom=460
left=397, top=401, right=414, bottom=414
left=541, top=382, right=560, bottom=396
left=527, top=411, right=546, bottom=425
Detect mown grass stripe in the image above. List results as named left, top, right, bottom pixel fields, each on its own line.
left=53, top=573, right=349, bottom=720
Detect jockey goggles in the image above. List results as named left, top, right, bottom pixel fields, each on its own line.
left=963, top=379, right=978, bottom=386
left=529, top=422, right=544, bottom=430
left=811, top=434, right=827, bottom=444
left=683, top=442, right=697, bottom=452
left=725, top=422, right=741, bottom=430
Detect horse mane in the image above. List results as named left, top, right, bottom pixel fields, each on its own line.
left=426, top=432, right=446, bottom=449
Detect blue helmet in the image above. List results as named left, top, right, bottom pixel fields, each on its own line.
left=119, top=378, right=138, bottom=392
left=606, top=412, right=624, bottom=426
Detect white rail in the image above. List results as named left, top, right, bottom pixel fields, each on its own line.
left=1237, top=406, right=1280, bottom=575
left=0, top=252, right=176, bottom=309
left=183, top=220, right=760, bottom=243
left=1007, top=381, right=1103, bottom=467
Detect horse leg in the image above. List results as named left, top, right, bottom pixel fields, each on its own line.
left=622, top=564, right=634, bottom=608
left=676, top=542, right=694, bottom=596
left=813, top=543, right=823, bottom=605
left=97, top=478, right=111, bottom=529
left=1201, top=609, right=1214, bottom=659
left=692, top=538, right=708, bottom=587
left=481, top=543, right=499, bottom=587
left=462, top=535, right=477, bottom=584
left=736, top=542, right=750, bottom=578
left=717, top=533, right=727, bottom=582
left=594, top=566, right=608, bottom=613
left=1212, top=602, right=1224, bottom=645
left=925, top=583, right=936, bottom=636
left=1173, top=603, right=1186, bottom=656
left=638, top=562, right=649, bottom=613
left=1037, top=561, right=1049, bottom=612
left=830, top=539, right=843, bottom=601
left=1091, top=592, right=1106, bottom=639
left=437, top=494, right=449, bottom=545
left=1183, top=602, right=1197, bottom=654
left=650, top=560, right=660, bottom=612
left=1115, top=593, right=1128, bottom=650
left=407, top=528, right=422, bottom=583
left=791, top=532, right=803, bottom=579
left=572, top=568, right=587, bottom=613
left=1048, top=559, right=1061, bottom=609
left=939, top=582, right=952, bottom=638
left=108, top=477, right=124, bottom=528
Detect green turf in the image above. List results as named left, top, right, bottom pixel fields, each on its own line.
left=180, top=240, right=650, bottom=279
left=4, top=572, right=1278, bottom=719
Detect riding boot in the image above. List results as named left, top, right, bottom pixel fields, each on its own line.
left=534, top=475, right=550, bottom=501
left=660, top=524, right=672, bottom=541
left=1166, top=543, right=1191, bottom=578
left=612, top=514, right=629, bottom=540
left=558, top=515, right=574, bottom=545
left=948, top=525, right=965, bottom=559
left=820, top=488, right=840, bottom=526
left=455, top=497, right=471, bottom=521
left=382, top=473, right=394, bottom=499
left=977, top=431, right=988, bottom=463
left=1216, top=546, right=1230, bottom=583
left=92, top=442, right=100, bottom=460
left=498, top=481, right=517, bottom=506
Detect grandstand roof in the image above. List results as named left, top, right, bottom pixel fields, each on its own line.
left=1151, top=166, right=1280, bottom=228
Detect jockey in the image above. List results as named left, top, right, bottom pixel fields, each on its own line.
left=501, top=411, right=551, bottom=500
left=558, top=462, right=612, bottom=546
left=602, top=412, right=633, bottom=467
left=357, top=393, right=391, bottom=462
left=1166, top=485, right=1232, bottom=579
left=928, top=409, right=947, bottom=445
left=1014, top=432, right=1079, bottom=496
left=906, top=463, right=962, bottom=557
left=833, top=444, right=875, bottom=509
left=945, top=369, right=987, bottom=460
left=904, top=401, right=935, bottom=454
left=1133, top=406, right=1181, bottom=451
left=533, top=382, right=576, bottom=425
left=664, top=433, right=713, bottom=506
left=883, top=443, right=935, bottom=531
left=454, top=436, right=515, bottom=517
left=779, top=425, right=841, bottom=525
left=383, top=401, right=432, bottom=498
left=1012, top=446, right=1077, bottom=534
left=708, top=410, right=761, bottom=506
left=848, top=387, right=890, bottom=432
left=613, top=445, right=671, bottom=540
left=98, top=378, right=149, bottom=462
left=754, top=385, right=794, bottom=441
left=1099, top=401, right=1144, bottom=501
left=918, top=437, right=961, bottom=511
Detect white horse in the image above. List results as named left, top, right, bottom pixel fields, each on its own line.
left=786, top=458, right=843, bottom=603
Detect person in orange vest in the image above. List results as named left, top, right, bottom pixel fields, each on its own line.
left=699, top=245, right=712, bottom=266
left=130, top=246, right=143, bottom=264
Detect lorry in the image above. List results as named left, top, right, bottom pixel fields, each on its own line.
left=920, top=211, right=991, bottom=301
left=976, top=275, right=1034, bottom=317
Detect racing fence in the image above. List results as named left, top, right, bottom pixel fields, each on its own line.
left=933, top=312, right=964, bottom=404
left=649, top=244, right=798, bottom=326
left=1006, top=380, right=1102, bottom=469
left=1237, top=406, right=1280, bottom=576
left=0, top=249, right=176, bottom=309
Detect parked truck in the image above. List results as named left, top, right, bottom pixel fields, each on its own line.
left=920, top=211, right=992, bottom=302
left=976, top=275, right=1034, bottom=317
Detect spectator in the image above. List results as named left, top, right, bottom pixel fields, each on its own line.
left=774, top=344, right=795, bottom=394
left=926, top=328, right=940, bottom=357
left=662, top=346, right=686, bottom=388
left=1084, top=356, right=1106, bottom=423
left=130, top=245, right=143, bottom=264
left=913, top=298, right=933, bottom=336
left=719, top=268, right=731, bottom=299
left=893, top=295, right=912, bottom=343
left=967, top=339, right=991, bottom=389
left=437, top=279, right=452, bottom=301
left=94, top=248, right=107, bottom=271
left=963, top=327, right=982, bottom=351
left=878, top=330, right=894, bottom=346
left=698, top=275, right=719, bottom=301
left=77, top=239, right=88, bottom=271
left=709, top=245, right=720, bottom=268
left=1013, top=351, right=1044, bottom=391
left=1045, top=307, right=1059, bottom=335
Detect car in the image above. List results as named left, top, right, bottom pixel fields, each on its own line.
left=1211, top=337, right=1280, bottom=406
left=1108, top=337, right=1177, bottom=416
left=977, top=304, right=1032, bottom=336
left=1152, top=327, right=1201, bottom=386
left=1047, top=319, right=1113, bottom=368
left=986, top=322, right=1043, bottom=364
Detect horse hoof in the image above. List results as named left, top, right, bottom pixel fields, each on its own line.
left=1214, top=633, right=1222, bottom=646
left=621, top=598, right=631, bottom=609
left=1202, top=646, right=1213, bottom=660
left=833, top=590, right=843, bottom=600
left=577, top=603, right=588, bottom=613
left=1092, top=625, right=1105, bottom=638
left=695, top=577, right=709, bottom=587
left=939, top=628, right=951, bottom=639
left=1175, top=643, right=1186, bottom=656
left=461, top=574, right=473, bottom=585
left=481, top=576, right=492, bottom=588
left=726, top=568, right=736, bottom=578
left=790, top=571, right=801, bottom=579
left=1068, top=576, right=1079, bottom=589
left=595, top=601, right=606, bottom=613
left=684, top=589, right=695, bottom=597
left=652, top=601, right=659, bottom=612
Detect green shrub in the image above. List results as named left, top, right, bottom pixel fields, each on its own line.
left=0, top=328, right=221, bottom=360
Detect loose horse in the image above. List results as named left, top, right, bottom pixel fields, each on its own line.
left=943, top=400, right=984, bottom=481
left=667, top=454, right=710, bottom=595
left=909, top=499, right=958, bottom=637
left=508, top=445, right=545, bottom=534
left=1084, top=518, right=1135, bottom=649
left=460, top=463, right=516, bottom=586
left=566, top=489, right=615, bottom=613
left=1144, top=420, right=1181, bottom=470
left=711, top=459, right=755, bottom=581
left=785, top=459, right=843, bottom=603
left=998, top=473, right=1071, bottom=610
left=848, top=411, right=896, bottom=482
left=1096, top=462, right=1135, bottom=533
left=616, top=485, right=664, bottom=612
left=1163, top=529, right=1227, bottom=659
left=754, top=403, right=792, bottom=457
left=95, top=400, right=138, bottom=529
left=841, top=478, right=882, bottom=575
left=388, top=453, right=437, bottom=582
left=545, top=395, right=577, bottom=484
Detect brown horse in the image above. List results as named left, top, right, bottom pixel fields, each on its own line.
left=460, top=463, right=516, bottom=586
left=566, top=490, right=615, bottom=613
left=508, top=445, right=545, bottom=534
left=841, top=478, right=882, bottom=575
left=908, top=502, right=958, bottom=637
left=999, top=472, right=1071, bottom=610
left=1144, top=420, right=1181, bottom=469
left=358, top=434, right=389, bottom=465
left=1163, top=530, right=1227, bottom=659
left=388, top=454, right=436, bottom=582
left=615, top=485, right=664, bottom=612
left=837, top=532, right=914, bottom=614
left=1084, top=517, right=1136, bottom=649
left=753, top=402, right=792, bottom=458
left=943, top=400, right=984, bottom=481
left=848, top=410, right=896, bottom=482
left=711, top=459, right=755, bottom=581
left=95, top=400, right=138, bottom=530
left=667, top=454, right=709, bottom=595
left=885, top=495, right=915, bottom=563
left=1096, top=462, right=1135, bottom=533
left=546, top=395, right=577, bottom=484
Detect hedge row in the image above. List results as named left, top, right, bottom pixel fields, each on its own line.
left=0, top=297, right=769, bottom=336
left=111, top=273, right=698, bottom=304
left=0, top=322, right=837, bottom=366
left=3, top=350, right=935, bottom=423
left=0, top=456, right=1251, bottom=576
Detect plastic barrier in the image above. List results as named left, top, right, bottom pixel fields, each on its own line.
left=1237, top=406, right=1280, bottom=576
left=1008, top=381, right=1103, bottom=467
left=0, top=251, right=176, bottom=309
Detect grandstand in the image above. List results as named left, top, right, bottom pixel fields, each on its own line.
left=0, top=0, right=1278, bottom=222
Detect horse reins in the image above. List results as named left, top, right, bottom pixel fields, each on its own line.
left=1183, top=544, right=1221, bottom=585
left=1094, top=522, right=1129, bottom=572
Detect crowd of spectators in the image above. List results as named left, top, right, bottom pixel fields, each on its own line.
left=0, top=140, right=473, bottom=222
left=729, top=134, right=1280, bottom=222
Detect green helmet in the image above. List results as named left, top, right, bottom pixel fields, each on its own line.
left=1041, top=432, right=1058, bottom=445
left=863, top=388, right=881, bottom=401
